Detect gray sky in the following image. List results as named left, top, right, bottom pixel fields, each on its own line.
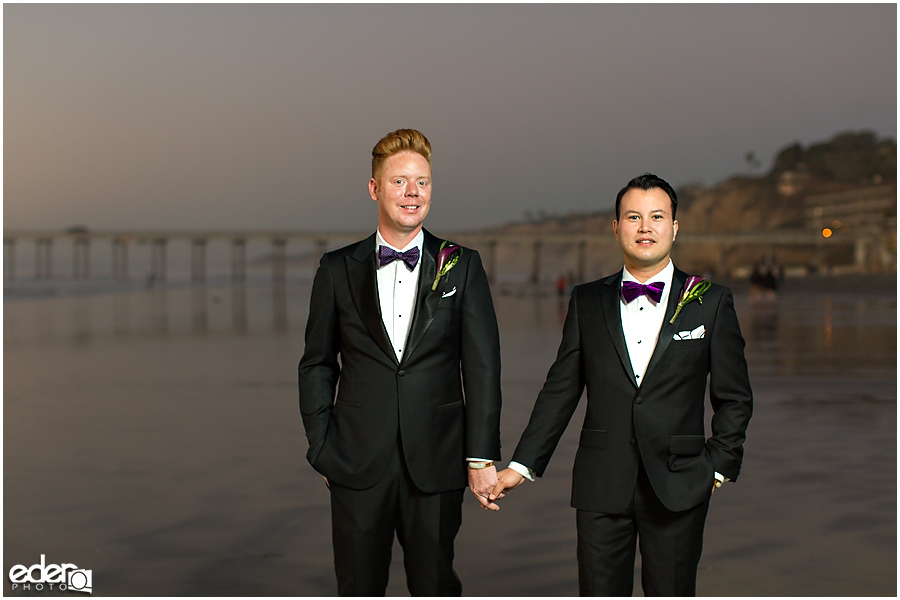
left=4, top=4, right=896, bottom=232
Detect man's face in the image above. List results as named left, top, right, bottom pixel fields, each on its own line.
left=613, top=187, right=678, bottom=277
left=369, top=150, right=432, bottom=242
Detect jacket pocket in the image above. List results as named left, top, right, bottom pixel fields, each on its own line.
left=335, top=400, right=361, bottom=408
left=437, top=400, right=463, bottom=410
left=579, top=429, right=607, bottom=449
left=437, top=296, right=458, bottom=310
left=669, top=435, right=706, bottom=455
left=668, top=339, right=705, bottom=352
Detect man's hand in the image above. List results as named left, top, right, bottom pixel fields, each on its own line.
left=489, top=468, right=526, bottom=502
left=467, top=465, right=500, bottom=511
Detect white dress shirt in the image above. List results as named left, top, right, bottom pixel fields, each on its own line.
left=620, top=260, right=674, bottom=385
left=375, top=229, right=423, bottom=362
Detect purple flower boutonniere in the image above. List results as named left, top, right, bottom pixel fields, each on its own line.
left=431, top=241, right=462, bottom=291
left=669, top=276, right=711, bottom=324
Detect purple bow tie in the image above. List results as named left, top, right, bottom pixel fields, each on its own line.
left=378, top=245, right=420, bottom=271
left=622, top=280, right=665, bottom=304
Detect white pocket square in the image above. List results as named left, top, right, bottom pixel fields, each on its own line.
left=673, top=325, right=705, bottom=340
left=441, top=287, right=457, bottom=298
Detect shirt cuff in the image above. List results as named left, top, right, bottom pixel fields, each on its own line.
left=508, top=461, right=535, bottom=481
left=467, top=458, right=492, bottom=464
left=714, top=472, right=729, bottom=483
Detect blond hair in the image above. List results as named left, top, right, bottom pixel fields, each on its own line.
left=371, top=129, right=432, bottom=178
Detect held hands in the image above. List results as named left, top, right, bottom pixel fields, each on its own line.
left=467, top=465, right=500, bottom=511
left=488, top=468, right=526, bottom=505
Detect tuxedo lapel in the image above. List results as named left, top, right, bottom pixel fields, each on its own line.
left=401, top=229, right=442, bottom=365
left=600, top=272, right=638, bottom=386
left=345, top=235, right=399, bottom=366
left=642, top=267, right=688, bottom=385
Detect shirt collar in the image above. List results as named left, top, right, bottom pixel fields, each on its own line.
left=375, top=229, right=424, bottom=254
left=622, top=259, right=674, bottom=289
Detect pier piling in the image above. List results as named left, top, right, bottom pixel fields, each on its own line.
left=4, top=238, right=15, bottom=280
left=231, top=239, right=246, bottom=282
left=191, top=239, right=207, bottom=283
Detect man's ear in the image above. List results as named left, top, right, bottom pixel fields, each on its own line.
left=368, top=178, right=378, bottom=202
left=612, top=219, right=619, bottom=241
left=673, top=219, right=678, bottom=241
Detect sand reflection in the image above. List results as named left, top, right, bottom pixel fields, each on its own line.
left=3, top=275, right=895, bottom=596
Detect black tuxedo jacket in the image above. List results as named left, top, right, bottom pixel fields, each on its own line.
left=511, top=267, right=752, bottom=514
left=298, top=229, right=502, bottom=494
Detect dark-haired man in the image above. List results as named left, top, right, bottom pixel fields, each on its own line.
left=492, top=173, right=752, bottom=596
left=298, top=129, right=502, bottom=596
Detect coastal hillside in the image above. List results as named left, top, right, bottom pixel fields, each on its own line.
left=485, top=131, right=896, bottom=279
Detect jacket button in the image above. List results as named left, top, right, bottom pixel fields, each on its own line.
left=398, top=370, right=406, bottom=377
left=635, top=397, right=642, bottom=404
left=630, top=438, right=637, bottom=446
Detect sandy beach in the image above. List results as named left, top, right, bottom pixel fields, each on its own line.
left=3, top=275, right=896, bottom=596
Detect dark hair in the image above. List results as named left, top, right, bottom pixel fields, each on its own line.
left=615, top=173, right=678, bottom=219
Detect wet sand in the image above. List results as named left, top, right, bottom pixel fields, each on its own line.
left=3, top=275, right=896, bottom=596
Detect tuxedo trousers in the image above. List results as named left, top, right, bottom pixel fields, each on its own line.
left=575, top=461, right=711, bottom=597
left=328, top=439, right=465, bottom=596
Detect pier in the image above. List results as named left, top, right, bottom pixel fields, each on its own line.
left=3, top=226, right=894, bottom=285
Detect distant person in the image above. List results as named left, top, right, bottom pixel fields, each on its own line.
left=491, top=173, right=753, bottom=596
left=556, top=273, right=568, bottom=297
left=749, top=265, right=763, bottom=304
left=763, top=267, right=778, bottom=301
left=298, top=129, right=502, bottom=596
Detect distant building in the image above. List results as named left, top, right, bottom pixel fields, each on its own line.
left=804, top=185, right=897, bottom=273
left=803, top=185, right=897, bottom=233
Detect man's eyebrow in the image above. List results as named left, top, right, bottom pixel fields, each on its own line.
left=388, top=173, right=431, bottom=179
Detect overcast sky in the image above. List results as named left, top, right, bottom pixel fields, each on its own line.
left=4, top=4, right=896, bottom=232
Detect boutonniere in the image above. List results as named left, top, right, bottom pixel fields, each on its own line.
left=431, top=241, right=462, bottom=291
left=669, top=276, right=711, bottom=324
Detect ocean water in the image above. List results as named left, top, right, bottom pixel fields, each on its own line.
left=4, top=274, right=896, bottom=596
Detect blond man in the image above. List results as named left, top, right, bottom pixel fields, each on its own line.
left=299, top=129, right=502, bottom=596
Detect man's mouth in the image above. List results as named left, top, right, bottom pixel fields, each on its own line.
left=400, top=205, right=420, bottom=210
left=637, top=238, right=655, bottom=246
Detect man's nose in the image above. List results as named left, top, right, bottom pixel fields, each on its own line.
left=405, top=181, right=419, bottom=196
